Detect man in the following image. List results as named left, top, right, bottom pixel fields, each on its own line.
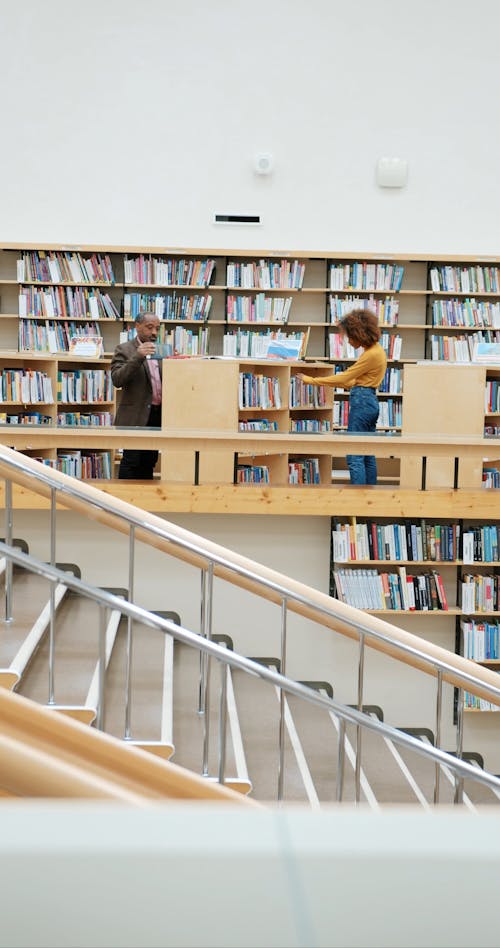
left=111, top=311, right=162, bottom=479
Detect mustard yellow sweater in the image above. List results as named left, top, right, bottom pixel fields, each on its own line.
left=301, top=343, right=387, bottom=390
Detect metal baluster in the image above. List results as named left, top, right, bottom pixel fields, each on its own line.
left=218, top=660, right=228, bottom=785
left=96, top=603, right=107, bottom=730
left=124, top=525, right=135, bottom=740
left=201, top=562, right=214, bottom=776
left=277, top=597, right=287, bottom=802
left=454, top=686, right=464, bottom=804
left=355, top=631, right=365, bottom=803
left=48, top=487, right=57, bottom=705
left=434, top=669, right=443, bottom=804
left=198, top=569, right=207, bottom=713
left=4, top=478, right=13, bottom=622
left=336, top=717, right=346, bottom=802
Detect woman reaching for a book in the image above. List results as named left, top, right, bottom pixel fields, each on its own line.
left=296, top=308, right=387, bottom=485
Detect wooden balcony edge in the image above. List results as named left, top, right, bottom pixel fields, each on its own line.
left=1, top=481, right=498, bottom=517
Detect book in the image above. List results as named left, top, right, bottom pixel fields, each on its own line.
left=432, top=571, right=449, bottom=610
left=398, top=566, right=409, bottom=610
left=68, top=335, right=103, bottom=357
left=472, top=342, right=500, bottom=364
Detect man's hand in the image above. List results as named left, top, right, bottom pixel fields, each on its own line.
left=137, top=341, right=157, bottom=359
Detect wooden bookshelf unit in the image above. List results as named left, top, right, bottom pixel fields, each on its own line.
left=0, top=241, right=499, bottom=489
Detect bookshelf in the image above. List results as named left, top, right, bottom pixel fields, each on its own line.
left=330, top=516, right=500, bottom=714
left=0, top=351, right=115, bottom=479
left=0, top=245, right=499, bottom=365
left=161, top=357, right=339, bottom=487
left=0, top=242, right=499, bottom=488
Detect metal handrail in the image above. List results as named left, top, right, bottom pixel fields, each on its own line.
left=2, top=540, right=500, bottom=799
left=2, top=444, right=500, bottom=706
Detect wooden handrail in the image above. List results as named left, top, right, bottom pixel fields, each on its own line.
left=0, top=444, right=498, bottom=708
left=0, top=425, right=496, bottom=460
left=0, top=686, right=257, bottom=803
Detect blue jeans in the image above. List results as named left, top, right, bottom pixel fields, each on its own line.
left=346, top=386, right=379, bottom=485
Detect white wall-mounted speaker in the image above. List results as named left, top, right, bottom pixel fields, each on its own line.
left=376, top=157, right=408, bottom=188
left=254, top=153, right=274, bottom=175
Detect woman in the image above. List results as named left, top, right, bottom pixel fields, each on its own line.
left=297, top=308, right=387, bottom=485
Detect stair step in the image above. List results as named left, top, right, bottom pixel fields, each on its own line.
left=343, top=717, right=429, bottom=807
left=396, top=733, right=500, bottom=807
left=171, top=642, right=241, bottom=786
left=47, top=706, right=96, bottom=725
left=16, top=588, right=108, bottom=708
left=126, top=740, right=174, bottom=761
left=103, top=616, right=170, bottom=742
left=203, top=776, right=252, bottom=796
left=0, top=570, right=68, bottom=672
left=231, top=661, right=311, bottom=803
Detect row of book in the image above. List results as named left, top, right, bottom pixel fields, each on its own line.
left=227, top=294, right=292, bottom=323
left=331, top=399, right=402, bottom=430
left=57, top=370, right=113, bottom=404
left=33, top=451, right=112, bottom=479
left=463, top=526, right=500, bottom=562
left=124, top=256, right=215, bottom=287
left=483, top=467, right=500, bottom=489
left=289, top=419, right=331, bottom=433
left=461, top=575, right=500, bottom=613
left=431, top=299, right=500, bottom=328
left=289, top=377, right=328, bottom=408
left=18, top=252, right=115, bottom=285
left=329, top=263, right=404, bottom=292
left=380, top=332, right=402, bottom=360
left=0, top=370, right=54, bottom=404
left=236, top=464, right=270, bottom=484
left=288, top=458, right=321, bottom=485
left=485, top=380, right=500, bottom=413
left=123, top=292, right=212, bottom=321
left=19, top=320, right=102, bottom=353
left=222, top=329, right=307, bottom=359
left=429, top=331, right=500, bottom=362
left=0, top=410, right=114, bottom=426
left=318, top=356, right=403, bottom=395
left=57, top=412, right=113, bottom=426
left=156, top=326, right=209, bottom=356
left=328, top=295, right=399, bottom=326
left=226, top=260, right=305, bottom=290
left=332, top=566, right=448, bottom=611
left=379, top=367, right=403, bottom=394
left=462, top=619, right=500, bottom=661
left=239, top=373, right=282, bottom=410
left=238, top=419, right=279, bottom=432
left=429, top=266, right=500, bottom=294
left=18, top=287, right=120, bottom=320
left=0, top=411, right=52, bottom=425
left=332, top=519, right=463, bottom=563
left=328, top=332, right=403, bottom=361
left=463, top=694, right=499, bottom=711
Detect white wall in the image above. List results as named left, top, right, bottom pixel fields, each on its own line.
left=1, top=0, right=499, bottom=254
left=2, top=802, right=500, bottom=948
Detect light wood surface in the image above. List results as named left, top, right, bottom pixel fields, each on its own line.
left=0, top=481, right=498, bottom=518
left=402, top=364, right=487, bottom=488
left=0, top=684, right=257, bottom=803
left=3, top=241, right=500, bottom=262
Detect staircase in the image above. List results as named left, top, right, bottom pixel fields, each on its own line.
left=2, top=543, right=500, bottom=808
left=0, top=443, right=499, bottom=807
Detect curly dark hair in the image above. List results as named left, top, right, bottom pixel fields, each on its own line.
left=339, top=309, right=380, bottom=347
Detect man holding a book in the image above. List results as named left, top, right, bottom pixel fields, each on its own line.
left=111, top=312, right=162, bottom=479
